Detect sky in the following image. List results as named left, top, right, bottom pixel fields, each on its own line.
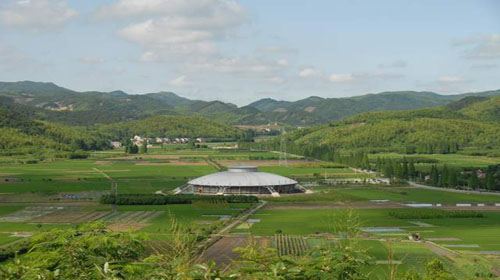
left=0, top=0, right=499, bottom=105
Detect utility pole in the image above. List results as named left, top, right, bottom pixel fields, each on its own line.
left=111, top=181, right=118, bottom=212
left=279, top=127, right=288, bottom=166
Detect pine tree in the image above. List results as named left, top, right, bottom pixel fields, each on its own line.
left=408, top=160, right=416, bottom=179
left=384, top=160, right=394, bottom=178
left=140, top=141, right=148, bottom=154
left=468, top=173, right=480, bottom=190
left=402, top=158, right=409, bottom=180
left=448, top=167, right=458, bottom=188
left=430, top=165, right=439, bottom=186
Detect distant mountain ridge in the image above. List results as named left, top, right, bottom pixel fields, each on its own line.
left=278, top=96, right=500, bottom=156
left=1, top=81, right=499, bottom=126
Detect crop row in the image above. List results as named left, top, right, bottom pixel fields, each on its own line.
left=274, top=234, right=309, bottom=256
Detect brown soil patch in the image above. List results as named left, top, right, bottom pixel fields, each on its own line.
left=108, top=223, right=148, bottom=232
left=31, top=210, right=110, bottom=223
left=113, top=155, right=192, bottom=160
left=265, top=201, right=405, bottom=210
left=200, top=236, right=270, bottom=269
left=9, top=232, right=32, bottom=238
left=217, top=160, right=309, bottom=167
left=135, top=160, right=207, bottom=166
left=0, top=173, right=21, bottom=176
left=427, top=237, right=461, bottom=241
left=94, top=161, right=112, bottom=165
left=423, top=241, right=458, bottom=259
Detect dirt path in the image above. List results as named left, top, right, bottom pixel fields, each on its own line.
left=423, top=241, right=458, bottom=259
left=265, top=201, right=405, bottom=210
left=218, top=201, right=267, bottom=235
left=196, top=201, right=267, bottom=262
left=93, top=168, right=113, bottom=181
left=409, top=181, right=500, bottom=196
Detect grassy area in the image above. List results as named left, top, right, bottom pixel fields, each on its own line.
left=335, top=186, right=500, bottom=204
left=266, top=185, right=500, bottom=204
left=260, top=165, right=371, bottom=178
left=368, top=152, right=500, bottom=168
left=0, top=159, right=216, bottom=194
left=247, top=208, right=500, bottom=252
left=2, top=146, right=500, bottom=277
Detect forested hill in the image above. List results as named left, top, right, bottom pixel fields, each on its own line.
left=0, top=97, right=241, bottom=155
left=99, top=115, right=241, bottom=140
left=1, top=81, right=499, bottom=126
left=246, top=90, right=500, bottom=125
left=276, top=96, right=500, bottom=155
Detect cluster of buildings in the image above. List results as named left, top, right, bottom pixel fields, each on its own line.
left=110, top=136, right=204, bottom=149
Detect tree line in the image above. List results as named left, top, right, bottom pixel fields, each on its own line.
left=100, top=194, right=259, bottom=205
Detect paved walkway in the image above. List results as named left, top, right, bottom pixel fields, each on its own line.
left=409, top=181, right=500, bottom=196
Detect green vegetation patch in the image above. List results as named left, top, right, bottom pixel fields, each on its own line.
left=388, top=209, right=484, bottom=219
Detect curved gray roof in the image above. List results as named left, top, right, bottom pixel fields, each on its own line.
left=188, top=166, right=297, bottom=187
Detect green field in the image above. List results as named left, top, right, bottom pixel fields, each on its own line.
left=260, top=165, right=371, bottom=179
left=247, top=208, right=500, bottom=252
left=1, top=147, right=500, bottom=278
left=369, top=152, right=500, bottom=168
left=0, top=159, right=216, bottom=194
left=335, top=186, right=500, bottom=204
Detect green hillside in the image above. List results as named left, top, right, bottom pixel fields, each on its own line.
left=248, top=91, right=500, bottom=125
left=0, top=96, right=241, bottom=156
left=458, top=96, right=500, bottom=122
left=100, top=115, right=241, bottom=140
left=2, top=81, right=499, bottom=126
left=279, top=96, right=500, bottom=154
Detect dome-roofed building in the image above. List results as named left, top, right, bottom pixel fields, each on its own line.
left=183, top=166, right=301, bottom=196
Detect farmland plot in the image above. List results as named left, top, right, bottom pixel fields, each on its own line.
left=0, top=206, right=61, bottom=222
left=102, top=211, right=164, bottom=231
left=200, top=236, right=270, bottom=268
left=101, top=211, right=164, bottom=223
left=274, top=234, right=309, bottom=256
left=31, top=210, right=110, bottom=223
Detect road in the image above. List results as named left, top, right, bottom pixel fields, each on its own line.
left=196, top=200, right=267, bottom=260
left=409, top=181, right=500, bottom=196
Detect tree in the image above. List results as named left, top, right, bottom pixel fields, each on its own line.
left=140, top=141, right=148, bottom=154
left=430, top=165, right=439, bottom=185
left=447, top=167, right=458, bottom=188
left=441, top=165, right=449, bottom=188
left=384, top=160, right=394, bottom=178
left=424, top=259, right=456, bottom=280
left=402, top=159, right=409, bottom=180
left=468, top=173, right=480, bottom=190
left=408, top=160, right=416, bottom=179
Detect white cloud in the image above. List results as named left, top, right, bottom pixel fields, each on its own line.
left=0, top=0, right=77, bottom=30
left=169, top=75, right=190, bottom=86
left=190, top=56, right=287, bottom=77
left=298, top=67, right=321, bottom=78
left=277, top=59, right=288, bottom=66
left=329, top=73, right=354, bottom=82
left=454, top=34, right=500, bottom=59
left=99, top=0, right=246, bottom=59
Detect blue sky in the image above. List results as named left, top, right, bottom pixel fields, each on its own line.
left=0, top=0, right=499, bottom=105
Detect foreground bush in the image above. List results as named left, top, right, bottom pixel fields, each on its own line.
left=0, top=215, right=460, bottom=280
left=100, top=194, right=259, bottom=205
